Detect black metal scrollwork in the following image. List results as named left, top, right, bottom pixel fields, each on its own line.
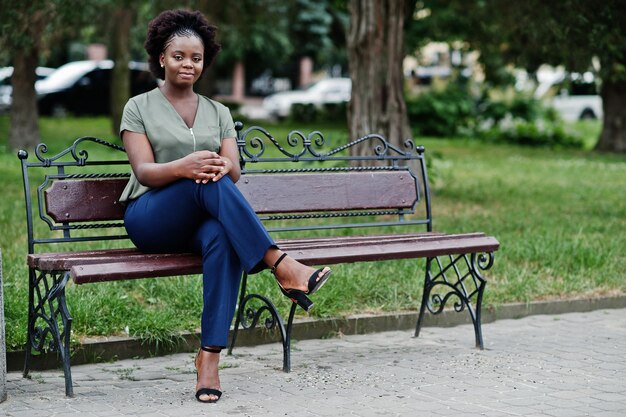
left=417, top=251, right=495, bottom=348
left=229, top=273, right=290, bottom=368
left=25, top=269, right=74, bottom=395
left=238, top=125, right=422, bottom=162
left=33, top=137, right=125, bottom=165
left=424, top=253, right=493, bottom=316
left=238, top=294, right=283, bottom=332
left=472, top=251, right=495, bottom=275
left=28, top=270, right=72, bottom=355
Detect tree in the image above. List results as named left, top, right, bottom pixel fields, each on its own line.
left=287, top=0, right=334, bottom=86
left=346, top=0, right=412, bottom=160
left=0, top=0, right=97, bottom=150
left=0, top=1, right=54, bottom=150
left=418, top=0, right=626, bottom=153
left=109, top=2, right=138, bottom=135
left=199, top=0, right=292, bottom=100
left=513, top=0, right=626, bottom=153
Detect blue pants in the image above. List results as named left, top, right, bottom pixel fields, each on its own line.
left=124, top=178, right=275, bottom=348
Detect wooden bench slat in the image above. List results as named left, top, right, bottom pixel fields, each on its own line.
left=276, top=232, right=446, bottom=246
left=288, top=235, right=500, bottom=265
left=32, top=251, right=200, bottom=271
left=31, top=232, right=496, bottom=271
left=277, top=232, right=486, bottom=250
left=28, top=248, right=141, bottom=269
left=29, top=249, right=178, bottom=270
left=68, top=233, right=499, bottom=284
left=238, top=172, right=418, bottom=213
left=29, top=232, right=478, bottom=269
left=71, top=257, right=203, bottom=284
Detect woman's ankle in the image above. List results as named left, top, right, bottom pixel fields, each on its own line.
left=264, top=248, right=283, bottom=269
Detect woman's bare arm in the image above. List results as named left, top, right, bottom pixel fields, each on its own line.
left=123, top=130, right=226, bottom=187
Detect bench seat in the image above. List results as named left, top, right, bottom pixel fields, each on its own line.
left=26, top=232, right=498, bottom=284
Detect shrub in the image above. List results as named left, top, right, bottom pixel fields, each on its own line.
left=406, top=84, right=583, bottom=148
left=477, top=115, right=585, bottom=148
left=290, top=103, right=318, bottom=123
left=290, top=102, right=348, bottom=124
left=321, top=102, right=347, bottom=122
left=476, top=94, right=583, bottom=148
left=406, top=84, right=477, bottom=137
left=478, top=95, right=549, bottom=124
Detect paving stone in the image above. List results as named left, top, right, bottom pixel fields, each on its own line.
left=3, top=308, right=626, bottom=416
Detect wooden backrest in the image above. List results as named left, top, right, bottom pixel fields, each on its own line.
left=43, top=172, right=418, bottom=223
left=44, top=178, right=127, bottom=222
left=20, top=125, right=431, bottom=251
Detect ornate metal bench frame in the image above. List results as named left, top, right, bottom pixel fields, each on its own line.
left=18, top=123, right=497, bottom=396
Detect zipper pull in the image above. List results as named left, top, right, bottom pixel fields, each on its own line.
left=189, top=127, right=196, bottom=152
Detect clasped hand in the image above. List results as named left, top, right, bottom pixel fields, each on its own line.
left=183, top=151, right=230, bottom=184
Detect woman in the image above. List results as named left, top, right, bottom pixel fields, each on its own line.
left=119, top=9, right=331, bottom=403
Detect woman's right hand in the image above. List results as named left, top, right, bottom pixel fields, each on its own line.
left=179, top=151, right=227, bottom=183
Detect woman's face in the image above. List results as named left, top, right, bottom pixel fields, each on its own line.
left=160, top=34, right=204, bottom=86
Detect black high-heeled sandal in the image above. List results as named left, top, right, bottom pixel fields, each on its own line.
left=195, top=346, right=222, bottom=403
left=271, top=253, right=332, bottom=312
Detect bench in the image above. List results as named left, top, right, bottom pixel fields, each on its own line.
left=18, top=123, right=500, bottom=397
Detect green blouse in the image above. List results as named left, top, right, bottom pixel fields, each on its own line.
left=119, top=87, right=236, bottom=203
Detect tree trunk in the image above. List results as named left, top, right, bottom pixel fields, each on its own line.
left=595, top=79, right=626, bottom=153
left=346, top=0, right=411, bottom=162
left=110, top=6, right=134, bottom=135
left=231, top=60, right=245, bottom=102
left=9, top=48, right=40, bottom=150
left=299, top=56, right=314, bottom=87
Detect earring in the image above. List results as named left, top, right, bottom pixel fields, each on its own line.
left=160, top=63, right=164, bottom=68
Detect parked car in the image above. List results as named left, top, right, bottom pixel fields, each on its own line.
left=0, top=66, right=56, bottom=112
left=550, top=82, right=602, bottom=121
left=36, top=60, right=158, bottom=116
left=263, top=77, right=351, bottom=119
left=534, top=69, right=603, bottom=121
left=249, top=70, right=292, bottom=96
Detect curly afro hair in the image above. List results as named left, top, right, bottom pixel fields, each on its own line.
left=144, top=9, right=221, bottom=80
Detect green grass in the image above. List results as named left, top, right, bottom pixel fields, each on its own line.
left=1, top=115, right=624, bottom=351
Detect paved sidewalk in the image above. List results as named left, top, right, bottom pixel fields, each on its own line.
left=2, top=308, right=626, bottom=416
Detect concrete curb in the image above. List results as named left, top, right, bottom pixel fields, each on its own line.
left=8, top=294, right=626, bottom=373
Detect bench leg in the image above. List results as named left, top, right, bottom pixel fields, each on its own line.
left=23, top=269, right=36, bottom=380
left=228, top=273, right=248, bottom=356
left=24, top=269, right=74, bottom=397
left=415, top=252, right=494, bottom=349
left=414, top=259, right=433, bottom=340
left=228, top=272, right=291, bottom=372
left=283, top=303, right=298, bottom=372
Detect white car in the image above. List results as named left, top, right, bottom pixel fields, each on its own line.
left=0, top=66, right=55, bottom=112
left=534, top=69, right=603, bottom=121
left=35, top=60, right=157, bottom=116
left=550, top=91, right=603, bottom=121
left=263, top=77, right=351, bottom=119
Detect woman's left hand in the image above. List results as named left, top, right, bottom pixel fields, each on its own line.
left=197, top=137, right=240, bottom=184
left=197, top=156, right=232, bottom=184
